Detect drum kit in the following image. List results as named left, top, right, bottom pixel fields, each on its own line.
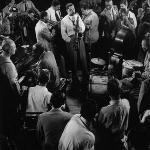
left=90, top=57, right=108, bottom=94
left=89, top=57, right=144, bottom=94
left=122, top=60, right=144, bottom=77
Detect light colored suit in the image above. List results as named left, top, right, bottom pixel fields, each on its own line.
left=35, top=20, right=54, bottom=51
left=83, top=10, right=99, bottom=44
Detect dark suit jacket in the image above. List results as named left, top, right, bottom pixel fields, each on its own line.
left=37, top=109, right=72, bottom=150
left=100, top=5, right=118, bottom=38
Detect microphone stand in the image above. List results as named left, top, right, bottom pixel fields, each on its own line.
left=87, top=26, right=92, bottom=98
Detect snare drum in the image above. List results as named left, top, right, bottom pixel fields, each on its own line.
left=91, top=58, right=106, bottom=70
left=122, top=60, right=143, bottom=77
left=89, top=74, right=108, bottom=94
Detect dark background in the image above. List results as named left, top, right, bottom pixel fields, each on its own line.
left=0, top=0, right=81, bottom=16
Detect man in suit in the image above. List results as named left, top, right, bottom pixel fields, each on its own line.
left=138, top=78, right=150, bottom=117
left=35, top=11, right=60, bottom=91
left=80, top=2, right=99, bottom=64
left=61, top=3, right=88, bottom=92
left=0, top=12, right=10, bottom=36
left=100, top=0, right=118, bottom=63
left=46, top=0, right=67, bottom=78
left=17, top=0, right=40, bottom=44
left=35, top=11, right=55, bottom=52
left=46, top=0, right=61, bottom=22
left=37, top=92, right=72, bottom=150
left=2, top=0, right=16, bottom=18
left=0, top=38, right=20, bottom=137
left=17, top=0, right=40, bottom=15
left=101, top=0, right=118, bottom=40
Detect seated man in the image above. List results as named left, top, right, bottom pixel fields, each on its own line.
left=37, top=92, right=72, bottom=150
left=97, top=78, right=130, bottom=150
left=26, top=69, right=52, bottom=113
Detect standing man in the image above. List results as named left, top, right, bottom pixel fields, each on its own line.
left=61, top=3, right=88, bottom=89
left=17, top=0, right=40, bottom=16
left=119, top=0, right=137, bottom=59
left=46, top=0, right=61, bottom=22
left=46, top=0, right=67, bottom=78
left=101, top=0, right=118, bottom=40
left=58, top=100, right=97, bottom=150
left=37, top=92, right=72, bottom=150
left=35, top=11, right=60, bottom=91
left=2, top=0, right=16, bottom=18
left=97, top=78, right=130, bottom=150
left=0, top=12, right=10, bottom=36
left=100, top=0, right=118, bottom=55
left=80, top=2, right=99, bottom=62
left=17, top=0, right=40, bottom=44
left=0, top=38, right=20, bottom=137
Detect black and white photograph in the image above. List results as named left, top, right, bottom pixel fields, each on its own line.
left=0, top=0, right=150, bottom=150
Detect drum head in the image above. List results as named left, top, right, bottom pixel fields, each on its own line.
left=91, top=58, right=106, bottom=66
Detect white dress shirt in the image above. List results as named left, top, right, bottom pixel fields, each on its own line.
left=61, top=14, right=85, bottom=42
left=46, top=6, right=61, bottom=21
left=128, top=11, right=137, bottom=29
left=58, top=114, right=95, bottom=150
left=35, top=20, right=54, bottom=51
left=26, top=85, right=52, bottom=113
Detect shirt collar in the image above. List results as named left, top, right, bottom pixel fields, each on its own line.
left=109, top=99, right=121, bottom=105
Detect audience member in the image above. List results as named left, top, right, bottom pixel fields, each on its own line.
left=0, top=38, right=20, bottom=137
left=97, top=78, right=130, bottom=150
left=26, top=69, right=52, bottom=113
left=37, top=92, right=72, bottom=150
left=100, top=0, right=118, bottom=49
left=58, top=100, right=97, bottom=150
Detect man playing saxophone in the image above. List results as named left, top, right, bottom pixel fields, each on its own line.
left=61, top=3, right=88, bottom=93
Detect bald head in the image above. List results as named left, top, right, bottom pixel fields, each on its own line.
left=2, top=38, right=16, bottom=56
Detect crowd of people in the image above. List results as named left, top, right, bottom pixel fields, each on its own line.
left=1, top=0, right=150, bottom=150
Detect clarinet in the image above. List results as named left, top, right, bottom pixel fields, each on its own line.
left=74, top=14, right=82, bottom=51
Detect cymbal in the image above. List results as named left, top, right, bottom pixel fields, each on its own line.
left=91, top=58, right=106, bottom=66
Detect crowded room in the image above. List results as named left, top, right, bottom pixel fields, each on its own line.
left=0, top=0, right=150, bottom=149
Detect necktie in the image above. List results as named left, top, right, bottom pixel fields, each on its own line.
left=55, top=11, right=60, bottom=21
